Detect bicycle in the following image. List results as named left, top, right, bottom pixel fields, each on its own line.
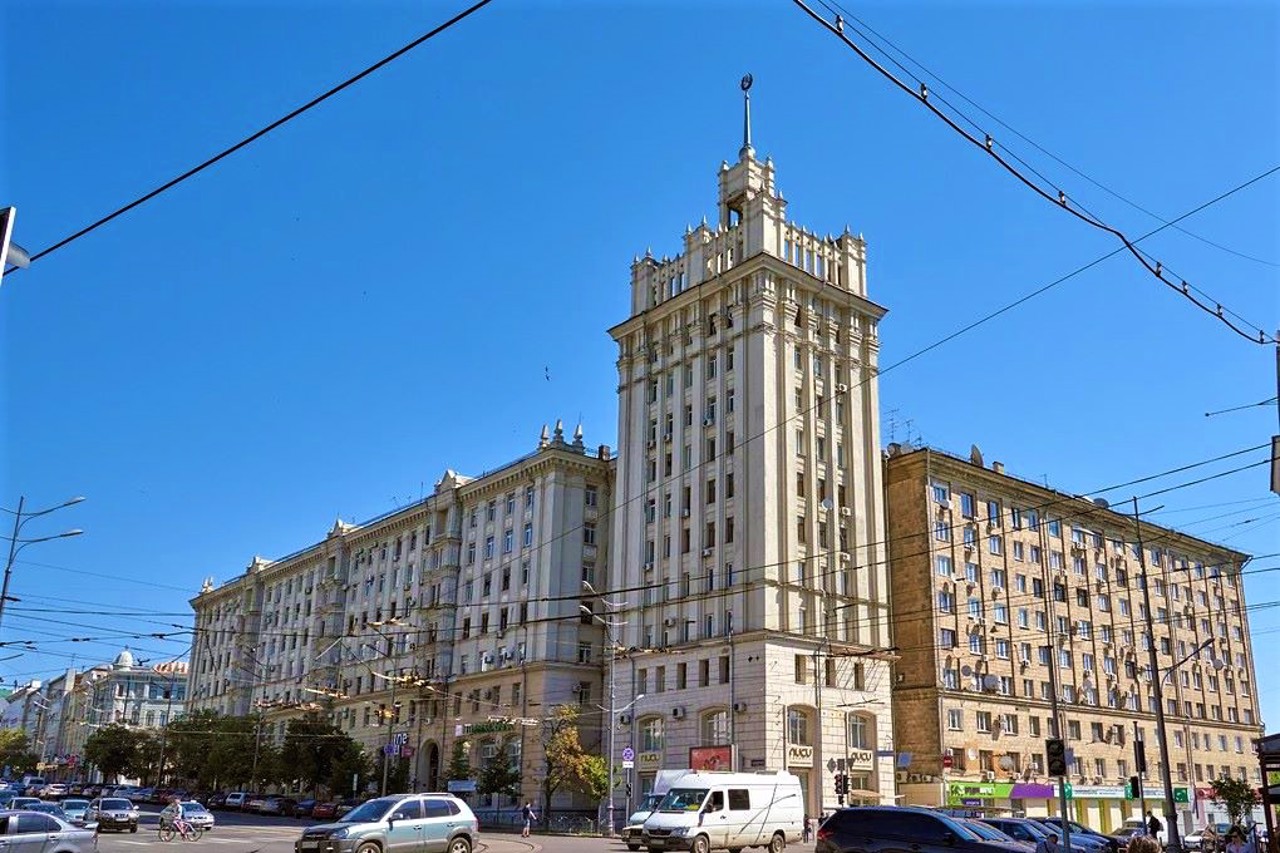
left=158, top=818, right=204, bottom=842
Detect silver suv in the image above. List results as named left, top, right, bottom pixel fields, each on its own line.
left=296, top=794, right=478, bottom=853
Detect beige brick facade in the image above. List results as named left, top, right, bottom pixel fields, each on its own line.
left=886, top=446, right=1263, bottom=834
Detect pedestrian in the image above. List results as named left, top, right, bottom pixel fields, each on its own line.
left=521, top=801, right=537, bottom=838
left=803, top=815, right=813, bottom=843
left=1147, top=810, right=1163, bottom=838
left=1034, top=830, right=1060, bottom=853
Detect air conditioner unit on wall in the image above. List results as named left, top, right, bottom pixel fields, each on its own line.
left=671, top=707, right=686, bottom=720
left=733, top=701, right=747, bottom=713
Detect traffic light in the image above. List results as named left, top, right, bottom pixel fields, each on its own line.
left=1129, top=776, right=1141, bottom=800
left=834, top=773, right=848, bottom=797
left=1135, top=738, right=1148, bottom=774
left=1045, top=738, right=1068, bottom=777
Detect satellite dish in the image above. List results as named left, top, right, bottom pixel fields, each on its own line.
left=821, top=498, right=834, bottom=511
left=970, top=444, right=984, bottom=467
left=982, top=674, right=1000, bottom=691
left=960, top=665, right=974, bottom=678
left=1092, top=497, right=1111, bottom=509
left=999, top=755, right=1015, bottom=771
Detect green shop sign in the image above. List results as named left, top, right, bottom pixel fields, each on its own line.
left=946, top=782, right=1014, bottom=804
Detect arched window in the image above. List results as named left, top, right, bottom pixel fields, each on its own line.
left=847, top=712, right=874, bottom=750
left=786, top=706, right=811, bottom=745
left=701, top=709, right=730, bottom=745
left=640, top=716, right=664, bottom=752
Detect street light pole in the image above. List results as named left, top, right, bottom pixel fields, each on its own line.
left=381, top=668, right=399, bottom=797
left=581, top=588, right=627, bottom=839
left=1133, top=497, right=1184, bottom=853
left=1, top=495, right=85, bottom=633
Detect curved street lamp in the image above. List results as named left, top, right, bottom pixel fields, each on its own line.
left=1, top=496, right=85, bottom=632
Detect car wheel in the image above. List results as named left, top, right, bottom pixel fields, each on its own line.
left=691, top=834, right=711, bottom=853
left=768, top=831, right=786, bottom=853
left=355, top=843, right=381, bottom=853
left=447, top=837, right=472, bottom=853
left=130, top=824, right=138, bottom=833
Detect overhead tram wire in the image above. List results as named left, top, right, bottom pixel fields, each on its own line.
left=2, top=0, right=495, bottom=276
left=791, top=0, right=1277, bottom=345
left=815, top=0, right=1278, bottom=269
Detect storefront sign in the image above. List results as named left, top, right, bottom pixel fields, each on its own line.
left=787, top=744, right=814, bottom=767
left=848, top=749, right=875, bottom=771
left=690, top=745, right=733, bottom=772
left=466, top=720, right=514, bottom=735
left=638, top=751, right=662, bottom=770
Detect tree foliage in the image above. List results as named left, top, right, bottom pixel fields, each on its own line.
left=476, top=737, right=521, bottom=799
left=280, top=714, right=366, bottom=796
left=0, top=729, right=38, bottom=776
left=540, top=706, right=602, bottom=821
left=446, top=739, right=471, bottom=782
left=85, top=724, right=149, bottom=782
left=1209, top=775, right=1259, bottom=827
left=328, top=739, right=372, bottom=797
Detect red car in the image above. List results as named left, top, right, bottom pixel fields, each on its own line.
left=310, top=801, right=339, bottom=820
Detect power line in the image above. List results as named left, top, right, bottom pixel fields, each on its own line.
left=791, top=0, right=1277, bottom=345
left=3, top=0, right=495, bottom=274
left=814, top=0, right=1279, bottom=269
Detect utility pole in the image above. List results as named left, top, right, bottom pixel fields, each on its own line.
left=1133, top=497, right=1183, bottom=853
left=1045, top=642, right=1074, bottom=853
left=381, top=669, right=399, bottom=796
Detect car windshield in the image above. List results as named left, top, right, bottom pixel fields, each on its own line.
left=964, top=821, right=1007, bottom=841
left=340, top=797, right=396, bottom=823
left=659, top=788, right=709, bottom=812
left=181, top=802, right=209, bottom=814
left=63, top=800, right=89, bottom=809
left=101, top=799, right=132, bottom=810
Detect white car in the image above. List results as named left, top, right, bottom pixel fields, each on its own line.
left=40, top=783, right=68, bottom=798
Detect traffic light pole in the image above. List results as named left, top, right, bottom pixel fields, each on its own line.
left=1045, top=643, right=1073, bottom=853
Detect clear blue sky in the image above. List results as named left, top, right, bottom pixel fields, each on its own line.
left=3, top=1, right=1277, bottom=728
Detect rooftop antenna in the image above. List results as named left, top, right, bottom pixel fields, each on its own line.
left=740, top=73, right=754, bottom=158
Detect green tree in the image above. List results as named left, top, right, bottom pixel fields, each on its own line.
left=1209, top=775, right=1259, bottom=827
left=85, top=724, right=145, bottom=782
left=164, top=710, right=224, bottom=785
left=281, top=713, right=367, bottom=797
left=0, top=729, right=38, bottom=776
left=540, top=706, right=600, bottom=824
left=476, top=737, right=521, bottom=799
left=328, top=740, right=372, bottom=797
left=446, top=739, right=472, bottom=782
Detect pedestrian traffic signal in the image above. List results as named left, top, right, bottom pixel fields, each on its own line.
left=1045, top=738, right=1067, bottom=777
left=1128, top=776, right=1141, bottom=799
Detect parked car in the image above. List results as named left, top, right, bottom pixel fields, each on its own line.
left=1036, top=818, right=1118, bottom=853
left=982, top=818, right=1063, bottom=849
left=296, top=793, right=479, bottom=853
left=818, top=807, right=1027, bottom=853
left=223, top=792, right=250, bottom=810
left=0, top=809, right=98, bottom=853
left=61, top=798, right=91, bottom=827
left=87, top=796, right=140, bottom=833
left=28, top=801, right=69, bottom=820
left=964, top=819, right=1029, bottom=849
left=263, top=797, right=299, bottom=816
left=1118, top=819, right=1166, bottom=848
left=1184, top=824, right=1232, bottom=852
left=311, top=801, right=339, bottom=820
left=40, top=783, right=68, bottom=798
left=334, top=799, right=360, bottom=818
left=206, top=792, right=228, bottom=809
left=293, top=799, right=317, bottom=818
left=10, top=797, right=42, bottom=810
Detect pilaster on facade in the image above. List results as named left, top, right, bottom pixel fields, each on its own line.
left=187, top=424, right=614, bottom=808
left=886, top=445, right=1261, bottom=832
left=607, top=122, right=894, bottom=820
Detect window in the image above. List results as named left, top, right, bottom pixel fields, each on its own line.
left=583, top=523, right=596, bottom=546
left=847, top=713, right=872, bottom=749
left=786, top=707, right=811, bottom=745
left=640, top=717, right=664, bottom=752
left=701, top=710, right=730, bottom=745
left=947, top=708, right=963, bottom=730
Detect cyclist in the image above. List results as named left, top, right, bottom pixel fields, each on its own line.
left=160, top=798, right=192, bottom=837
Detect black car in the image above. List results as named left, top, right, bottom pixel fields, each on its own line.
left=1039, top=817, right=1121, bottom=853
left=87, top=797, right=139, bottom=833
left=818, top=806, right=1027, bottom=853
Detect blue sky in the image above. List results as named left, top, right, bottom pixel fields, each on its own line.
left=3, top=0, right=1277, bottom=728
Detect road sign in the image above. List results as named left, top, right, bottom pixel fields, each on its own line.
left=622, top=760, right=635, bottom=770
left=621, top=747, right=636, bottom=762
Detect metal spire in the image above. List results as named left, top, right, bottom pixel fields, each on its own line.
left=740, top=73, right=754, bottom=158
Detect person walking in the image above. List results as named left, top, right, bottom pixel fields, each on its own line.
left=803, top=815, right=813, bottom=843
left=1148, top=810, right=1164, bottom=839
left=521, top=801, right=537, bottom=838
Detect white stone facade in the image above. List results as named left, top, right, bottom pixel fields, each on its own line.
left=606, top=127, right=895, bottom=818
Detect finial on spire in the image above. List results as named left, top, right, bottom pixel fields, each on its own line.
left=740, top=73, right=754, bottom=158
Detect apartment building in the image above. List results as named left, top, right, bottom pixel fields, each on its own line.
left=187, top=423, right=611, bottom=808
left=606, top=97, right=895, bottom=819
left=886, top=445, right=1263, bottom=834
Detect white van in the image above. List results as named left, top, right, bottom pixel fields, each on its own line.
left=642, top=771, right=804, bottom=853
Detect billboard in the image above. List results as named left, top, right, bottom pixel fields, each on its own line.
left=689, top=745, right=734, bottom=772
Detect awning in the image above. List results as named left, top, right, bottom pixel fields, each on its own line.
left=846, top=789, right=882, bottom=801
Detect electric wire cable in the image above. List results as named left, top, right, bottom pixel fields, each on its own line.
left=792, top=0, right=1277, bottom=344
left=815, top=0, right=1278, bottom=269
left=2, top=0, right=495, bottom=275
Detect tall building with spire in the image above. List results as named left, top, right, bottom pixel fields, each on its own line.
left=605, top=79, right=896, bottom=816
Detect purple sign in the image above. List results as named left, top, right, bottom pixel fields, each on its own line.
left=1010, top=783, right=1055, bottom=799
left=962, top=798, right=983, bottom=807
